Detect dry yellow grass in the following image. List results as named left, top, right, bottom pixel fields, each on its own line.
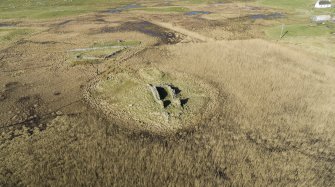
left=162, top=39, right=335, bottom=134
left=1, top=39, right=334, bottom=186
left=158, top=40, right=335, bottom=184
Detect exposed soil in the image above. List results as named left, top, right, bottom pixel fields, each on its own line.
left=99, top=21, right=185, bottom=45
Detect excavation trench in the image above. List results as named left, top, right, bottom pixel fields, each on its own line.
left=84, top=68, right=219, bottom=135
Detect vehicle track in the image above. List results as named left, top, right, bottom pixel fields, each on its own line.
left=150, top=20, right=215, bottom=42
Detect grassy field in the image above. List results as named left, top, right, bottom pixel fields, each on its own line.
left=1, top=39, right=334, bottom=186
left=0, top=0, right=334, bottom=186
left=0, top=0, right=132, bottom=19
left=0, top=0, right=225, bottom=19
left=258, top=0, right=335, bottom=57
left=0, top=28, right=33, bottom=41
left=260, top=0, right=316, bottom=9
left=160, top=40, right=335, bottom=186
left=266, top=23, right=334, bottom=38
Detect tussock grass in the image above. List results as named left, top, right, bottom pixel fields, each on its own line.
left=0, top=28, right=34, bottom=43
left=0, top=0, right=334, bottom=185
left=1, top=39, right=334, bottom=186
left=158, top=39, right=335, bottom=185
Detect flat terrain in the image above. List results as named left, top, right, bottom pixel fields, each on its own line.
left=0, top=0, right=334, bottom=186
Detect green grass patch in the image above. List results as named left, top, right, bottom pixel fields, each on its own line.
left=0, top=0, right=132, bottom=19
left=70, top=59, right=102, bottom=67
left=259, top=0, right=315, bottom=9
left=79, top=48, right=122, bottom=57
left=0, top=0, right=131, bottom=9
left=69, top=44, right=131, bottom=66
left=0, top=28, right=34, bottom=43
left=265, top=23, right=334, bottom=39
left=32, top=8, right=90, bottom=19
left=0, top=6, right=99, bottom=19
left=91, top=40, right=141, bottom=48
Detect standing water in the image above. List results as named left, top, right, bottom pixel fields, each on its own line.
left=185, top=11, right=211, bottom=16
left=107, top=4, right=142, bottom=13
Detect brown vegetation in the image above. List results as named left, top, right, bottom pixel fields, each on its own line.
left=0, top=2, right=335, bottom=186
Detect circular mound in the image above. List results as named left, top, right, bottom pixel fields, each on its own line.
left=84, top=68, right=218, bottom=135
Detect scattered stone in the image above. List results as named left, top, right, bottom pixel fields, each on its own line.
left=53, top=91, right=61, bottom=96
left=148, top=84, right=164, bottom=108
left=11, top=115, right=18, bottom=121
left=55, top=111, right=63, bottom=115
left=148, top=84, right=187, bottom=109
left=28, top=115, right=35, bottom=120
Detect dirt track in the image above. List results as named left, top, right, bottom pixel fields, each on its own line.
left=151, top=20, right=215, bottom=42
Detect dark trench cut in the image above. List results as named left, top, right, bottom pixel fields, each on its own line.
left=149, top=84, right=189, bottom=109
left=163, top=100, right=171, bottom=108
left=0, top=22, right=17, bottom=28
left=156, top=86, right=168, bottom=100
left=0, top=23, right=12, bottom=27
left=99, top=21, right=182, bottom=44
left=180, top=98, right=189, bottom=107
left=169, top=85, right=181, bottom=95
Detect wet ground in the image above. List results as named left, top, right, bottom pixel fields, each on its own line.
left=100, top=21, right=184, bottom=45
left=185, top=11, right=211, bottom=16
left=106, top=4, right=142, bottom=14
left=0, top=23, right=16, bottom=28
left=249, top=13, right=284, bottom=20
